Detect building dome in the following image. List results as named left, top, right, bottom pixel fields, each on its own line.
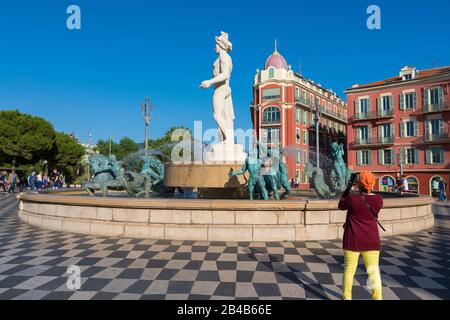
left=265, top=40, right=288, bottom=70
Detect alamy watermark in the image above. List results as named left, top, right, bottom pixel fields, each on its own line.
left=168, top=121, right=281, bottom=169
left=66, top=265, right=81, bottom=290
left=367, top=5, right=381, bottom=30
left=66, top=5, right=81, bottom=30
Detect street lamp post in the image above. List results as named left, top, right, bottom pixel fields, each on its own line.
left=396, top=151, right=405, bottom=176
left=313, top=101, right=323, bottom=168
left=141, top=96, right=154, bottom=150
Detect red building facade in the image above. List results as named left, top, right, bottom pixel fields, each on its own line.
left=345, top=66, right=450, bottom=196
left=251, top=47, right=347, bottom=188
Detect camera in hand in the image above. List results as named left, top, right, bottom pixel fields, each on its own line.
left=350, top=172, right=360, bottom=185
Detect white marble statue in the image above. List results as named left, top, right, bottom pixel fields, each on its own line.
left=200, top=31, right=235, bottom=145
left=199, top=32, right=246, bottom=164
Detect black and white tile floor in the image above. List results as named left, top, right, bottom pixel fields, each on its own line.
left=0, top=194, right=449, bottom=300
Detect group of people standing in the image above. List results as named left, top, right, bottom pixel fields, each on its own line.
left=0, top=169, right=66, bottom=194
left=290, top=178, right=301, bottom=189
left=27, top=170, right=65, bottom=191
left=432, top=177, right=448, bottom=202
left=0, top=170, right=20, bottom=193
left=394, top=174, right=409, bottom=193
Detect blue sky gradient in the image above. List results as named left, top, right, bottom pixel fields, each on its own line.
left=1, top=0, right=449, bottom=144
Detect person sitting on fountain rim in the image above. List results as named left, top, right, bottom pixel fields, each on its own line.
left=338, top=171, right=383, bottom=300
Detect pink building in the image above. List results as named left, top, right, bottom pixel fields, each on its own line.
left=345, top=66, right=450, bottom=196
left=251, top=45, right=347, bottom=188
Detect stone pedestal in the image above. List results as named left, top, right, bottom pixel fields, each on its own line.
left=164, top=163, right=248, bottom=199
left=203, top=143, right=247, bottom=164
left=164, top=163, right=247, bottom=189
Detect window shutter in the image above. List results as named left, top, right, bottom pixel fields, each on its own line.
left=400, top=94, right=405, bottom=110
left=376, top=97, right=380, bottom=111
left=368, top=150, right=372, bottom=165
left=378, top=150, right=384, bottom=165
left=423, top=89, right=429, bottom=107
left=390, top=149, right=395, bottom=164
left=389, top=96, right=393, bottom=109
left=440, top=148, right=445, bottom=163
left=367, top=98, right=371, bottom=112
left=412, top=92, right=417, bottom=108
left=378, top=125, right=383, bottom=138
left=356, top=151, right=361, bottom=165
left=390, top=123, right=395, bottom=138
left=414, top=120, right=419, bottom=136
left=439, top=119, right=444, bottom=134
left=400, top=121, right=405, bottom=137
left=438, top=87, right=444, bottom=105
left=414, top=148, right=419, bottom=164
left=425, top=120, right=430, bottom=136
left=401, top=148, right=406, bottom=164
left=426, top=149, right=431, bottom=164
left=368, top=124, right=372, bottom=138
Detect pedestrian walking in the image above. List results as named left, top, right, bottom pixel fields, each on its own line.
left=438, top=178, right=448, bottom=202
left=7, top=170, right=18, bottom=194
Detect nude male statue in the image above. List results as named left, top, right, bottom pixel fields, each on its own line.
left=200, top=31, right=235, bottom=145
left=228, top=145, right=269, bottom=200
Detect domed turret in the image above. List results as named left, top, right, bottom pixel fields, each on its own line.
left=265, top=40, right=288, bottom=70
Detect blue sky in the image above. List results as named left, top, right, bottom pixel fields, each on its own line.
left=1, top=0, right=449, bottom=144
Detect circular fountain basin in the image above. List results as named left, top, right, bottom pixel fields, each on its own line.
left=18, top=189, right=435, bottom=241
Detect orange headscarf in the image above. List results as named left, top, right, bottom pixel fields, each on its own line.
left=358, top=171, right=376, bottom=191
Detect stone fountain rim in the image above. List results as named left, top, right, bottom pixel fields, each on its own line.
left=18, top=189, right=436, bottom=211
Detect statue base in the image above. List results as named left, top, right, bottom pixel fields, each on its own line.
left=203, top=143, right=247, bottom=164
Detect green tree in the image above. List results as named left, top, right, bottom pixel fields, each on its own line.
left=0, top=110, right=56, bottom=165
left=51, top=132, right=85, bottom=183
left=117, top=137, right=139, bottom=159
left=148, top=126, right=191, bottom=161
left=97, top=137, right=138, bottom=160
left=97, top=139, right=119, bottom=158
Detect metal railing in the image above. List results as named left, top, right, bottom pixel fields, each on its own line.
left=423, top=131, right=450, bottom=143
left=422, top=102, right=450, bottom=113
left=353, top=109, right=394, bottom=120
left=294, top=97, right=348, bottom=122
left=261, top=119, right=281, bottom=125
left=354, top=136, right=395, bottom=146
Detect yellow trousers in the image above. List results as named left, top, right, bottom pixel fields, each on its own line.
left=343, top=250, right=382, bottom=300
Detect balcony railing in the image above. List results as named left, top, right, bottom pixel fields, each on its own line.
left=423, top=131, right=450, bottom=143
left=353, top=136, right=395, bottom=146
left=295, top=96, right=311, bottom=106
left=261, top=119, right=281, bottom=125
left=353, top=109, right=394, bottom=121
left=422, top=102, right=450, bottom=114
left=294, top=97, right=347, bottom=122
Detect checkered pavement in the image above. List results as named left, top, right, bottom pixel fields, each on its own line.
left=0, top=194, right=449, bottom=300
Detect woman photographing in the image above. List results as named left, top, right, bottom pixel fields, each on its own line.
left=338, top=171, right=384, bottom=300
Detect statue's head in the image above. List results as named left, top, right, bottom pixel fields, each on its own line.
left=331, top=141, right=338, bottom=150
left=215, top=31, right=232, bottom=53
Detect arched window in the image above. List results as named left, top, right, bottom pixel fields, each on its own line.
left=268, top=68, right=274, bottom=78
left=405, top=176, right=419, bottom=194
left=262, top=106, right=280, bottom=124
left=379, top=175, right=395, bottom=192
